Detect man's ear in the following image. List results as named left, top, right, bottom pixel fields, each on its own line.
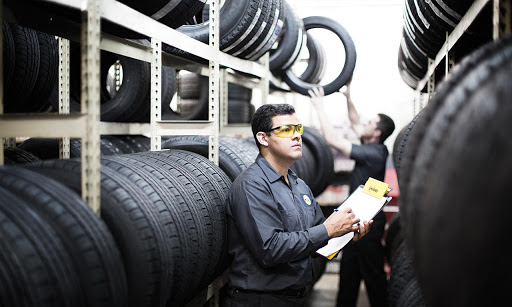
left=256, top=132, right=269, bottom=147
left=373, top=129, right=382, bottom=141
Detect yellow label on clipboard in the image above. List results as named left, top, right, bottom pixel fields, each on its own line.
left=362, top=178, right=389, bottom=199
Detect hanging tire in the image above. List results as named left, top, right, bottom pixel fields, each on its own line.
left=282, top=16, right=356, bottom=96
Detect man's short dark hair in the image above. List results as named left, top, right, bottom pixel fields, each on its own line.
left=376, top=113, right=395, bottom=143
left=252, top=104, right=296, bottom=149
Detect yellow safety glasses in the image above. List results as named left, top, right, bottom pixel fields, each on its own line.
left=268, top=124, right=304, bottom=137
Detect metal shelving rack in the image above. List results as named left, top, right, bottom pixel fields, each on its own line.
left=0, top=1, right=281, bottom=305
left=413, top=0, right=511, bottom=112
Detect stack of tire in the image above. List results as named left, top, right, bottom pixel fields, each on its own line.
left=397, top=0, right=475, bottom=90
left=1, top=149, right=233, bottom=306
left=391, top=34, right=512, bottom=306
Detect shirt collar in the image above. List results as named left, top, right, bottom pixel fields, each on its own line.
left=255, top=154, right=299, bottom=184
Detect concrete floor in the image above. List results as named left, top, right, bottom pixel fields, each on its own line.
left=307, top=259, right=370, bottom=307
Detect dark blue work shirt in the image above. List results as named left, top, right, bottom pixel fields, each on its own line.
left=226, top=154, right=330, bottom=291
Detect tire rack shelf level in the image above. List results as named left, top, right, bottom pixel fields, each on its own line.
left=0, top=0, right=102, bottom=215
left=414, top=0, right=511, bottom=112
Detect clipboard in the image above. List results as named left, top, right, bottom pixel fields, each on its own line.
left=316, top=178, right=392, bottom=259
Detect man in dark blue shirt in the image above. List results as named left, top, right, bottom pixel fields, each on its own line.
left=222, top=103, right=373, bottom=307
left=310, top=81, right=395, bottom=307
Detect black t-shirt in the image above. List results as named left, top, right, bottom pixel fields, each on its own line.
left=349, top=142, right=389, bottom=193
left=349, top=142, right=389, bottom=241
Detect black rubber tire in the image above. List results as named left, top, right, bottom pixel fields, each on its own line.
left=27, top=31, right=59, bottom=112
left=4, top=23, right=40, bottom=112
left=299, top=32, right=326, bottom=84
left=236, top=0, right=285, bottom=60
left=2, top=21, right=15, bottom=92
left=301, top=127, right=334, bottom=196
left=0, top=184, right=82, bottom=307
left=0, top=167, right=128, bottom=306
left=400, top=34, right=512, bottom=239
left=26, top=158, right=175, bottom=307
left=408, top=35, right=512, bottom=307
left=3, top=147, right=41, bottom=165
left=163, top=0, right=265, bottom=61
left=125, top=150, right=231, bottom=304
left=282, top=16, right=356, bottom=96
left=269, top=1, right=304, bottom=72
left=162, top=135, right=259, bottom=181
left=69, top=46, right=151, bottom=122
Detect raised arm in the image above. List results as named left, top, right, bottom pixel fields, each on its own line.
left=342, top=80, right=364, bottom=137
left=309, top=87, right=353, bottom=157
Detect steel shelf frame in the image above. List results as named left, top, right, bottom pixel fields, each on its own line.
left=413, top=0, right=511, bottom=112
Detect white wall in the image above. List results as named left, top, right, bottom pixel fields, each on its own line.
left=268, top=0, right=417, bottom=152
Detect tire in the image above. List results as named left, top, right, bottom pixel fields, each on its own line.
left=163, top=0, right=266, bottom=61
left=3, top=147, right=41, bottom=165
left=301, top=127, right=334, bottom=196
left=299, top=32, right=327, bottom=84
left=2, top=21, right=15, bottom=92
left=0, top=167, right=128, bottom=306
left=162, top=135, right=259, bottom=181
left=25, top=158, right=175, bottom=307
left=282, top=16, right=356, bottom=96
left=0, top=184, right=82, bottom=307
left=269, top=1, right=304, bottom=73
left=69, top=45, right=151, bottom=122
left=4, top=23, right=40, bottom=112
left=27, top=31, right=59, bottom=112
left=400, top=34, right=512, bottom=240
left=408, top=35, right=512, bottom=307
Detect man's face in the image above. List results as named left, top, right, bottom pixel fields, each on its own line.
left=362, top=115, right=380, bottom=140
left=266, top=114, right=303, bottom=162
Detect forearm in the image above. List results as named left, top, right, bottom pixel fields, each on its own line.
left=346, top=96, right=360, bottom=126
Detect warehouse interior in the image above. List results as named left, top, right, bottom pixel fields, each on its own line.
left=1, top=0, right=511, bottom=306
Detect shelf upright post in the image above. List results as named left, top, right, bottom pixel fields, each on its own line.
left=260, top=53, right=270, bottom=106
left=150, top=38, right=162, bottom=151
left=59, top=37, right=71, bottom=159
left=80, top=0, right=101, bottom=215
left=220, top=68, right=228, bottom=130
left=494, top=0, right=512, bottom=39
left=427, top=58, right=435, bottom=100
left=208, top=0, right=220, bottom=166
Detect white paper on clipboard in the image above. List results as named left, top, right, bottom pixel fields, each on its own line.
left=316, top=185, right=392, bottom=258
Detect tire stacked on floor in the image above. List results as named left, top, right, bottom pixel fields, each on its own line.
left=397, top=0, right=476, bottom=90
left=393, top=34, right=512, bottom=306
left=0, top=166, right=128, bottom=307
left=4, top=149, right=232, bottom=306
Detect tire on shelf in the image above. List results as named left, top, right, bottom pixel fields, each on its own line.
left=26, top=31, right=59, bottom=112
left=282, top=16, right=356, bottom=96
left=4, top=23, right=40, bottom=113
left=68, top=45, right=151, bottom=122
left=2, top=21, right=15, bottom=93
left=163, top=0, right=272, bottom=61
left=268, top=1, right=305, bottom=73
left=400, top=34, right=512, bottom=238
left=3, top=147, right=41, bottom=165
left=407, top=35, right=512, bottom=307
